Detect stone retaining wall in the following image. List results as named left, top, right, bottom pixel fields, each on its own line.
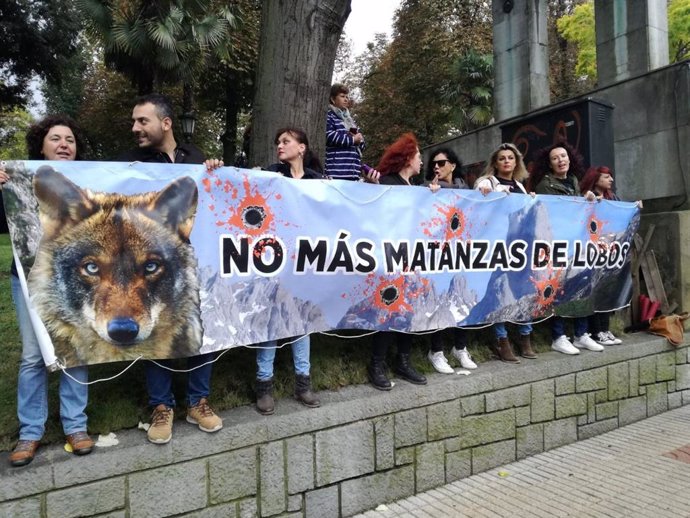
left=1, top=335, right=687, bottom=518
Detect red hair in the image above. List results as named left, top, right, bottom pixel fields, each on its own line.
left=580, top=166, right=615, bottom=200
left=376, top=133, right=419, bottom=175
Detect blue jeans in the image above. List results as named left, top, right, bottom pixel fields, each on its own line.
left=11, top=275, right=88, bottom=439
left=551, top=316, right=588, bottom=340
left=494, top=322, right=533, bottom=339
left=256, top=335, right=310, bottom=381
left=145, top=352, right=216, bottom=408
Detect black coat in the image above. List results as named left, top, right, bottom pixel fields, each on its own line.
left=116, top=142, right=205, bottom=164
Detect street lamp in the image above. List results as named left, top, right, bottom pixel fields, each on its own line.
left=179, top=111, right=196, bottom=143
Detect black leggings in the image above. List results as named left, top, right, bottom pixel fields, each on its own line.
left=430, top=328, right=468, bottom=353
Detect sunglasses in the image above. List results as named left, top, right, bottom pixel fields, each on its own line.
left=432, top=159, right=449, bottom=167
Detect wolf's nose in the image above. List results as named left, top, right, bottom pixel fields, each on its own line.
left=107, top=318, right=140, bottom=344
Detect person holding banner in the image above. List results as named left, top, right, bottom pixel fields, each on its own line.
left=423, top=148, right=477, bottom=373
left=3, top=115, right=94, bottom=467
left=117, top=94, right=223, bottom=444
left=367, top=133, right=434, bottom=390
left=579, top=166, right=624, bottom=346
left=255, top=127, right=323, bottom=415
left=475, top=143, right=537, bottom=362
left=530, top=142, right=603, bottom=355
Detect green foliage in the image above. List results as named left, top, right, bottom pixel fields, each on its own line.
left=350, top=0, right=493, bottom=164
left=0, top=0, right=81, bottom=109
left=556, top=2, right=596, bottom=79
left=442, top=50, right=494, bottom=132
left=669, top=0, right=690, bottom=61
left=0, top=109, right=31, bottom=159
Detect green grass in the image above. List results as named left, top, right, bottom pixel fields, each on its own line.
left=0, top=233, right=625, bottom=451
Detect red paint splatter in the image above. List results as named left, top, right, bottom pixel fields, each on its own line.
left=530, top=266, right=564, bottom=316
left=420, top=197, right=473, bottom=241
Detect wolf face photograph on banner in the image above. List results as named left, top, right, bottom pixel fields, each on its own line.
left=3, top=162, right=203, bottom=368
left=2, top=160, right=640, bottom=368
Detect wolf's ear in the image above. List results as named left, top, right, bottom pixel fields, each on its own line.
left=33, top=166, right=97, bottom=237
left=150, top=176, right=199, bottom=240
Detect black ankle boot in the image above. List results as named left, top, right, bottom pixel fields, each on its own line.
left=295, top=374, right=320, bottom=408
left=255, top=378, right=275, bottom=415
left=394, top=353, right=427, bottom=385
left=368, top=358, right=392, bottom=391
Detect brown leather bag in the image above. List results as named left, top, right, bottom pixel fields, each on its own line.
left=648, top=312, right=690, bottom=346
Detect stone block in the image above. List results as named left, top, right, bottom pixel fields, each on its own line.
left=184, top=504, right=237, bottom=518
left=129, top=461, right=206, bottom=518
left=657, top=352, right=677, bottom=381
left=460, top=395, right=485, bottom=416
left=578, top=415, right=588, bottom=426
left=639, top=356, right=657, bottom=385
left=427, top=400, right=462, bottom=441
left=0, top=461, right=54, bottom=501
left=445, top=449, right=472, bottom=482
left=576, top=367, right=607, bottom=392
left=47, top=477, right=125, bottom=518
left=555, top=374, right=576, bottom=395
left=544, top=418, right=577, bottom=450
left=515, top=406, right=531, bottom=427
left=555, top=394, right=587, bottom=419
left=485, top=385, right=530, bottom=412
left=647, top=382, right=669, bottom=416
left=579, top=418, right=618, bottom=440
left=415, top=442, right=445, bottom=492
left=471, top=440, right=516, bottom=474
left=305, top=486, right=338, bottom=518
left=316, top=421, right=374, bottom=486
left=531, top=379, right=555, bottom=423
left=608, top=363, right=629, bottom=400
left=395, top=446, right=414, bottom=466
left=595, top=389, right=608, bottom=403
left=0, top=497, right=41, bottom=518
left=287, top=435, right=314, bottom=494
left=629, top=359, right=640, bottom=396
left=259, top=441, right=286, bottom=517
left=209, top=447, right=257, bottom=504
left=340, top=466, right=414, bottom=517
left=516, top=424, right=544, bottom=460
left=676, top=347, right=688, bottom=364
left=375, top=416, right=395, bottom=471
left=587, top=392, right=596, bottom=423
left=459, top=409, right=515, bottom=449
left=238, top=498, right=258, bottom=518
left=619, top=396, right=648, bottom=426
left=676, top=364, right=690, bottom=390
left=684, top=390, right=690, bottom=405
left=668, top=380, right=676, bottom=392
left=287, top=494, right=302, bottom=512
left=444, top=437, right=461, bottom=453
left=394, top=408, right=426, bottom=447
left=669, top=391, right=683, bottom=409
left=596, top=401, right=619, bottom=421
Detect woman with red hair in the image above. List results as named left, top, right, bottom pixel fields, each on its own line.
left=368, top=133, right=435, bottom=390
left=580, top=166, right=623, bottom=345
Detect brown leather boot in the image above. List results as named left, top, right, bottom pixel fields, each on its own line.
left=256, top=379, right=275, bottom=415
left=295, top=374, right=321, bottom=408
left=494, top=337, right=520, bottom=364
left=517, top=334, right=537, bottom=359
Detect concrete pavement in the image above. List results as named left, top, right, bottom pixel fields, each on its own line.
left=355, top=404, right=690, bottom=517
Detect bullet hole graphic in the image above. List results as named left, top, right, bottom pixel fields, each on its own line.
left=242, top=206, right=266, bottom=229
left=542, top=284, right=553, bottom=300
left=379, top=285, right=399, bottom=306
left=450, top=212, right=461, bottom=232
left=589, top=219, right=598, bottom=234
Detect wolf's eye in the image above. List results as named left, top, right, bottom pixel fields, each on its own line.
left=82, top=262, right=99, bottom=275
left=144, top=261, right=160, bottom=275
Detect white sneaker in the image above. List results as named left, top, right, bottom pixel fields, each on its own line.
left=551, top=335, right=580, bottom=355
left=573, top=333, right=605, bottom=352
left=428, top=351, right=454, bottom=374
left=605, top=331, right=622, bottom=345
left=452, top=347, right=477, bottom=369
left=595, top=331, right=616, bottom=346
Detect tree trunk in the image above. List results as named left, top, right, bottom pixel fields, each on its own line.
left=222, top=77, right=240, bottom=164
left=250, top=0, right=351, bottom=168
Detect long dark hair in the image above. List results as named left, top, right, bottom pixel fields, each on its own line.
left=25, top=114, right=87, bottom=160
left=527, top=141, right=585, bottom=192
left=274, top=127, right=322, bottom=173
left=425, top=147, right=463, bottom=181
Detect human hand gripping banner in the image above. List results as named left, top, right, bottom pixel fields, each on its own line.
left=2, top=161, right=640, bottom=367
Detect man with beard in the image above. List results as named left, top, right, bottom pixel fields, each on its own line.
left=115, top=93, right=223, bottom=444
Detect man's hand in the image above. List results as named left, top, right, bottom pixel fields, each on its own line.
left=204, top=159, right=224, bottom=171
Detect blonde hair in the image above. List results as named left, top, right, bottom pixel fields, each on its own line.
left=478, top=143, right=528, bottom=183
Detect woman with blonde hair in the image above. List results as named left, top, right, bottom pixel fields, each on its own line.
left=475, top=143, right=536, bottom=362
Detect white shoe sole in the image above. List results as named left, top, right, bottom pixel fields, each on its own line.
left=186, top=415, right=223, bottom=433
